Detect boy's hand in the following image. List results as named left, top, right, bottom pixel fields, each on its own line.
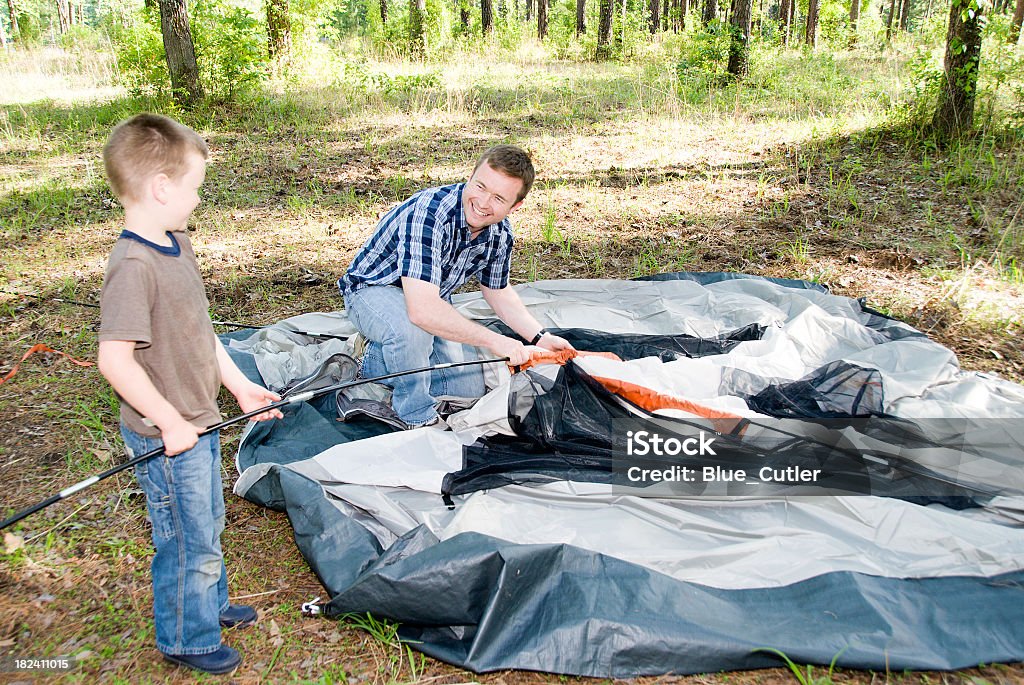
left=161, top=419, right=201, bottom=456
left=233, top=382, right=284, bottom=422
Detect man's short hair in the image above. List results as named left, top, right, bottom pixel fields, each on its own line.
left=103, top=113, right=209, bottom=204
left=473, top=145, right=535, bottom=203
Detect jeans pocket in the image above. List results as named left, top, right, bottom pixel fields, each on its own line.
left=135, top=459, right=177, bottom=541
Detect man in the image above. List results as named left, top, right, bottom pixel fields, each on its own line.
left=339, top=145, right=574, bottom=428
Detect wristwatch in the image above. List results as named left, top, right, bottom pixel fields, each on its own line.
left=529, top=328, right=549, bottom=345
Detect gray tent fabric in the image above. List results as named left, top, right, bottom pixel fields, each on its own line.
left=228, top=273, right=1024, bottom=677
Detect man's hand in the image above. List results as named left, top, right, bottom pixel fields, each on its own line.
left=489, top=335, right=532, bottom=366
left=537, top=332, right=575, bottom=352
left=232, top=382, right=284, bottom=422
left=160, top=418, right=201, bottom=456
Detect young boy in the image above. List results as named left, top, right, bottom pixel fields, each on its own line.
left=97, top=113, right=282, bottom=675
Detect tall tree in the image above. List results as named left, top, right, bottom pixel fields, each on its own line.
left=899, top=0, right=912, bottom=28
left=932, top=0, right=985, bottom=137
left=0, top=14, right=6, bottom=46
left=805, top=0, right=819, bottom=44
left=482, top=0, right=493, bottom=32
left=6, top=0, right=18, bottom=40
left=596, top=0, right=613, bottom=58
left=380, top=0, right=388, bottom=24
left=1009, top=0, right=1022, bottom=42
left=885, top=0, right=898, bottom=40
left=56, top=0, right=69, bottom=32
left=650, top=0, right=660, bottom=31
left=848, top=0, right=859, bottom=44
left=727, top=0, right=753, bottom=76
left=158, top=0, right=203, bottom=108
left=409, top=0, right=426, bottom=53
left=577, top=0, right=586, bottom=33
left=538, top=0, right=548, bottom=36
left=780, top=0, right=791, bottom=42
left=266, top=0, right=291, bottom=63
left=702, top=0, right=716, bottom=23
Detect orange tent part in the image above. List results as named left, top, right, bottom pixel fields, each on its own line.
left=589, top=374, right=747, bottom=435
left=512, top=348, right=622, bottom=372
left=0, top=344, right=95, bottom=386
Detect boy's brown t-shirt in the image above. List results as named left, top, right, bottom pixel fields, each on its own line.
left=99, top=230, right=221, bottom=437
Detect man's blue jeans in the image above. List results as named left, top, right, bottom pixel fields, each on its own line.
left=345, top=285, right=485, bottom=425
left=122, top=426, right=227, bottom=656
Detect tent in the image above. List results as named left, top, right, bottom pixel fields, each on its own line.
left=224, top=273, right=1024, bottom=677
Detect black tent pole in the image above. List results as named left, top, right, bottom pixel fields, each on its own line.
left=0, top=357, right=509, bottom=531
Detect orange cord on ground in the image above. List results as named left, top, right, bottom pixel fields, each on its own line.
left=0, top=344, right=95, bottom=386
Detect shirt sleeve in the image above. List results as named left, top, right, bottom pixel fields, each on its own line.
left=479, top=224, right=513, bottom=290
left=395, top=192, right=445, bottom=287
left=98, top=256, right=155, bottom=347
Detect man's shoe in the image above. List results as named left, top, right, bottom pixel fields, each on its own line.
left=163, top=645, right=241, bottom=675
left=220, top=604, right=258, bottom=629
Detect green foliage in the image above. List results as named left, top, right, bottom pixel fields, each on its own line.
left=755, top=647, right=846, bottom=685
left=108, top=0, right=267, bottom=102
left=107, top=10, right=168, bottom=99
left=191, top=0, right=268, bottom=99
left=675, top=21, right=732, bottom=95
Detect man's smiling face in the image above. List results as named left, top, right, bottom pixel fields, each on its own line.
left=462, top=162, right=524, bottom=232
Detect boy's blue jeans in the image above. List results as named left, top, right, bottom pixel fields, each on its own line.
left=122, top=425, right=228, bottom=656
left=345, top=285, right=486, bottom=425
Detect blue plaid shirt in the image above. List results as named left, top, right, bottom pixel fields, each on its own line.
left=339, top=183, right=514, bottom=302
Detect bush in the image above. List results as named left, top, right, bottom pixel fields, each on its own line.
left=108, top=0, right=267, bottom=102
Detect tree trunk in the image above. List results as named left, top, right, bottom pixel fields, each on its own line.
left=266, top=0, right=291, bottom=62
left=597, top=0, right=613, bottom=57
left=849, top=0, right=859, bottom=45
left=805, top=0, right=818, bottom=44
left=158, top=0, right=203, bottom=108
left=899, top=0, right=911, bottom=29
left=577, top=0, right=586, bottom=34
left=526, top=0, right=532, bottom=21
left=885, top=0, right=897, bottom=41
left=727, top=0, right=752, bottom=76
left=482, top=0, right=493, bottom=31
left=702, top=0, right=716, bottom=24
left=460, top=5, right=469, bottom=29
left=650, top=0, right=660, bottom=31
left=538, top=0, right=548, bottom=36
left=6, top=0, right=18, bottom=39
left=1009, top=0, right=1022, bottom=43
left=409, top=0, right=426, bottom=52
left=380, top=0, right=388, bottom=24
left=932, top=0, right=983, bottom=137
left=780, top=0, right=791, bottom=43
left=679, top=0, right=687, bottom=30
left=56, top=0, right=68, bottom=32
left=621, top=0, right=627, bottom=45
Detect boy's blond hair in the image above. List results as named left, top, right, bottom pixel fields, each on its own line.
left=103, top=113, right=209, bottom=204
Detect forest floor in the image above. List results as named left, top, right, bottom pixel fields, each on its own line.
left=1, top=41, right=1023, bottom=684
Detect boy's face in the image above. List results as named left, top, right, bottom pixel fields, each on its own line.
left=463, top=162, right=524, bottom=232
left=161, top=151, right=207, bottom=230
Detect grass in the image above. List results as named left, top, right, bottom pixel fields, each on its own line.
left=1, top=28, right=1023, bottom=685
